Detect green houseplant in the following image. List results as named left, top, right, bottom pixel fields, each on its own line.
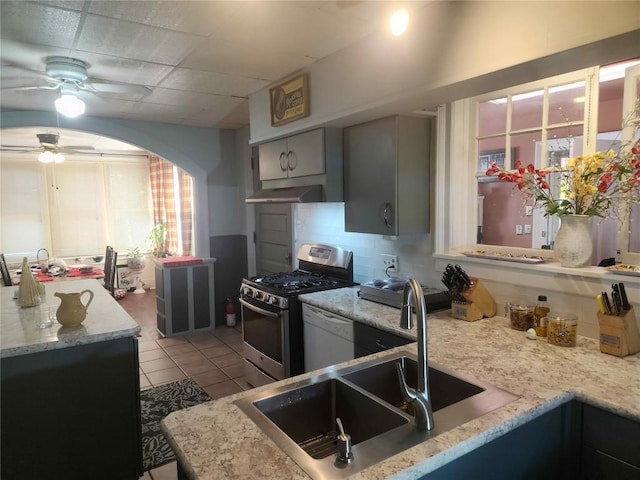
left=148, top=222, right=168, bottom=258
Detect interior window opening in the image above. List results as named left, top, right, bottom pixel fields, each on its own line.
left=0, top=133, right=195, bottom=264
left=475, top=58, right=640, bottom=265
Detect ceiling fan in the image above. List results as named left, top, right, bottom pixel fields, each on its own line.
left=1, top=133, right=95, bottom=163
left=2, top=56, right=151, bottom=116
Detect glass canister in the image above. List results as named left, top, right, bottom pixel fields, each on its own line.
left=509, top=303, right=535, bottom=331
left=534, top=295, right=550, bottom=337
left=546, top=313, right=578, bottom=347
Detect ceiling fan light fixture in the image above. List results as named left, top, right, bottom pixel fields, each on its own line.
left=37, top=150, right=65, bottom=164
left=55, top=93, right=85, bottom=118
left=38, top=151, right=54, bottom=163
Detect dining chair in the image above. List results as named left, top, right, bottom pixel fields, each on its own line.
left=103, top=246, right=118, bottom=295
left=0, top=253, right=12, bottom=286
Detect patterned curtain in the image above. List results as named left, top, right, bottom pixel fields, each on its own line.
left=149, top=156, right=193, bottom=256
left=179, top=170, right=193, bottom=256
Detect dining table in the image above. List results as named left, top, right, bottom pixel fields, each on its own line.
left=10, top=265, right=105, bottom=285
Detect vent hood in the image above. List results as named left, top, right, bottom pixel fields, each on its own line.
left=245, top=185, right=323, bottom=204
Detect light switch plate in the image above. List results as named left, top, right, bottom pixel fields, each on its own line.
left=516, top=225, right=523, bottom=235
left=525, top=206, right=533, bottom=216
left=524, top=224, right=532, bottom=234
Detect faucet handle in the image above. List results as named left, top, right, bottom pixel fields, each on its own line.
left=335, top=417, right=353, bottom=464
left=395, top=361, right=417, bottom=403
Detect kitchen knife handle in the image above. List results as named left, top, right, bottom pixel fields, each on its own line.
left=612, top=291, right=622, bottom=316
left=454, top=265, right=472, bottom=287
left=618, top=283, right=631, bottom=311
left=602, top=292, right=613, bottom=315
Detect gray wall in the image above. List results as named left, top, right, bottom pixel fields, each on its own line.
left=1, top=109, right=250, bottom=321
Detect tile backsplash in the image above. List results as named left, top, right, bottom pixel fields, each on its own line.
left=294, top=203, right=439, bottom=287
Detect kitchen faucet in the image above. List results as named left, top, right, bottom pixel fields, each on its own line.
left=396, top=278, right=434, bottom=431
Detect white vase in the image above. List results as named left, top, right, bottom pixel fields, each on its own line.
left=553, top=215, right=593, bottom=267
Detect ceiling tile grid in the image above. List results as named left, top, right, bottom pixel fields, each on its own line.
left=1, top=0, right=405, bottom=151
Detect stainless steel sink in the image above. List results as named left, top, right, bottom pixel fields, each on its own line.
left=235, top=350, right=519, bottom=480
left=343, top=356, right=484, bottom=415
left=253, top=378, right=409, bottom=459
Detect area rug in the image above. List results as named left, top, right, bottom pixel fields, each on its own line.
left=141, top=378, right=211, bottom=471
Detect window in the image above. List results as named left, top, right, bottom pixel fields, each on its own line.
left=0, top=156, right=153, bottom=262
left=473, top=59, right=639, bottom=264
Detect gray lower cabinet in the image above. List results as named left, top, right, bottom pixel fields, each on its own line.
left=1, top=337, right=142, bottom=480
left=421, top=400, right=640, bottom=480
left=344, top=115, right=431, bottom=235
left=354, top=321, right=413, bottom=357
left=155, top=261, right=215, bottom=336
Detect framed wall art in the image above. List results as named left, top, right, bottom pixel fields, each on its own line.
left=270, top=73, right=309, bottom=127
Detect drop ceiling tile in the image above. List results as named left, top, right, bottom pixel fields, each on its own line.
left=71, top=52, right=174, bottom=87
left=143, top=87, right=227, bottom=109
left=0, top=89, right=58, bottom=110
left=88, top=1, right=242, bottom=37
left=190, top=96, right=248, bottom=125
left=212, top=1, right=376, bottom=60
left=157, top=68, right=270, bottom=97
left=76, top=14, right=205, bottom=66
left=0, top=2, right=82, bottom=49
left=182, top=38, right=314, bottom=81
left=0, top=41, right=69, bottom=74
left=125, top=101, right=204, bottom=121
left=35, top=1, right=88, bottom=11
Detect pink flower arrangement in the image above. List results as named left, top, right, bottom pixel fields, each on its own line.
left=486, top=137, right=640, bottom=218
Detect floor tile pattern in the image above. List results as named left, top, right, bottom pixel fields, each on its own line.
left=118, top=290, right=251, bottom=479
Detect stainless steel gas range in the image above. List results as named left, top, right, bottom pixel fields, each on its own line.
left=239, top=244, right=354, bottom=387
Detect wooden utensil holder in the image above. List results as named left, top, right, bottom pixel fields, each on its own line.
left=597, top=307, right=640, bottom=357
left=451, top=279, right=497, bottom=322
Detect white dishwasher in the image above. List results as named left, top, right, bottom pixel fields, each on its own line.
left=302, top=303, right=354, bottom=373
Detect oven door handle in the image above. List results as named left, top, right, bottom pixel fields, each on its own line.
left=240, top=298, right=282, bottom=318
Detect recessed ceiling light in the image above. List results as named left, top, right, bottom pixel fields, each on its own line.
left=390, top=8, right=409, bottom=36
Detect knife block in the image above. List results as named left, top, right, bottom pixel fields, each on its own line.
left=451, top=279, right=497, bottom=322
left=597, top=307, right=640, bottom=357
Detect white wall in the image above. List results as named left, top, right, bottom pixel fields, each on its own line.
left=295, top=203, right=439, bottom=287
left=249, top=2, right=640, bottom=144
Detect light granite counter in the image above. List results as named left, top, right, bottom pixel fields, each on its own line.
left=1, top=278, right=140, bottom=358
left=162, top=287, right=640, bottom=480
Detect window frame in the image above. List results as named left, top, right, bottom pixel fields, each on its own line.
left=0, top=155, right=153, bottom=262
left=437, top=66, right=618, bottom=257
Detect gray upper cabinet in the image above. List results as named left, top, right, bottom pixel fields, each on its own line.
left=344, top=115, right=430, bottom=235
left=259, top=128, right=326, bottom=181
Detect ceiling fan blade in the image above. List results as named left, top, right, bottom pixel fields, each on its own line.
left=82, top=82, right=151, bottom=95
left=0, top=146, right=40, bottom=153
left=59, top=145, right=96, bottom=153
left=1, top=84, right=59, bottom=92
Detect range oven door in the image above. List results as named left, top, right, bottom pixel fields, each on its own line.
left=240, top=295, right=289, bottom=384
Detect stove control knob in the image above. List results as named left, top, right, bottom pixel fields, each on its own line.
left=267, top=296, right=278, bottom=305
left=254, top=290, right=262, bottom=299
left=242, top=287, right=251, bottom=296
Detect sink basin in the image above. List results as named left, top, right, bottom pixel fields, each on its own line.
left=235, top=350, right=519, bottom=480
left=254, top=378, right=408, bottom=459
left=342, top=356, right=484, bottom=415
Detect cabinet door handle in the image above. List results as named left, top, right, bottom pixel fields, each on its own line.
left=375, top=339, right=389, bottom=350
left=383, top=203, right=393, bottom=227
left=279, top=152, right=287, bottom=172
left=286, top=150, right=297, bottom=171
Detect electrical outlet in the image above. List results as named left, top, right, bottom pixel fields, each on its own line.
left=524, top=224, right=532, bottom=234
left=382, top=254, right=398, bottom=272
left=515, top=224, right=523, bottom=235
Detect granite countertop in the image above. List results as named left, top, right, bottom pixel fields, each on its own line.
left=1, top=278, right=140, bottom=358
left=162, top=287, right=640, bottom=480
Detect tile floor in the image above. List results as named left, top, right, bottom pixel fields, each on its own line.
left=117, top=290, right=252, bottom=480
